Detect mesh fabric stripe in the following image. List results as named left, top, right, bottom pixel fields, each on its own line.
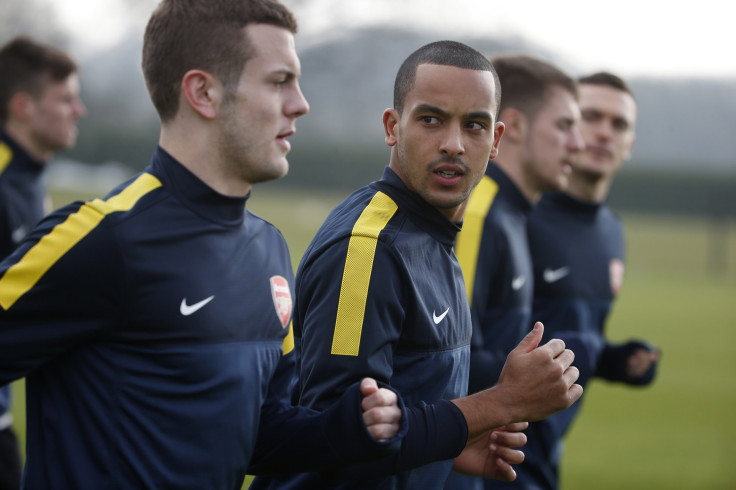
left=0, top=142, right=12, bottom=174
left=331, top=191, right=397, bottom=356
left=454, top=176, right=498, bottom=305
left=282, top=322, right=295, bottom=355
left=0, top=173, right=162, bottom=310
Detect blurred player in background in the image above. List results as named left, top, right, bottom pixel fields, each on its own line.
left=0, top=35, right=85, bottom=490
left=448, top=54, right=584, bottom=490
left=516, top=71, right=660, bottom=489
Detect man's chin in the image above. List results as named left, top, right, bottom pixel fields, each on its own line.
left=578, top=157, right=613, bottom=173
left=575, top=162, right=610, bottom=178
left=252, top=163, right=289, bottom=184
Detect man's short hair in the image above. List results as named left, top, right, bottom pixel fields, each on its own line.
left=578, top=71, right=635, bottom=100
left=142, top=0, right=298, bottom=122
left=491, top=54, right=577, bottom=120
left=0, top=36, right=78, bottom=124
left=394, top=40, right=501, bottom=116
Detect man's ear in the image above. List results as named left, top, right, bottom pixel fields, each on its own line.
left=383, top=108, right=399, bottom=147
left=497, top=107, right=526, bottom=144
left=181, top=70, right=220, bottom=120
left=8, top=92, right=34, bottom=121
left=489, top=121, right=505, bottom=160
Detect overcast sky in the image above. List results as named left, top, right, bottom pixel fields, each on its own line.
left=53, top=0, right=734, bottom=79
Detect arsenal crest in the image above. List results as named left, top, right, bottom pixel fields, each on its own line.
left=269, top=275, right=292, bottom=328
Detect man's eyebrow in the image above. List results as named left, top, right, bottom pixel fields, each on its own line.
left=466, top=110, right=493, bottom=123
left=272, top=68, right=299, bottom=79
left=414, top=103, right=450, bottom=118
left=414, top=104, right=493, bottom=123
left=612, top=116, right=631, bottom=127
left=582, top=108, right=603, bottom=116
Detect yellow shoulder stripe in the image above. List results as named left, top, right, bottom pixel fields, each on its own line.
left=454, top=175, right=498, bottom=305
left=331, top=191, right=397, bottom=356
left=0, top=173, right=162, bottom=310
left=282, top=321, right=295, bottom=355
left=0, top=142, right=12, bottom=175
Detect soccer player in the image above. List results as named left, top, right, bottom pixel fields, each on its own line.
left=448, top=54, right=584, bottom=490
left=0, top=1, right=407, bottom=488
left=516, top=72, right=660, bottom=489
left=252, top=41, right=583, bottom=489
left=0, top=36, right=86, bottom=490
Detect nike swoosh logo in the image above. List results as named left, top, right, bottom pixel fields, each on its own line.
left=433, top=307, right=450, bottom=324
left=180, top=295, right=215, bottom=316
left=543, top=266, right=570, bottom=283
left=511, top=275, right=525, bottom=291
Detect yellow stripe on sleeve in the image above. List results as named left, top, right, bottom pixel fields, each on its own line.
left=0, top=173, right=162, bottom=310
left=282, top=321, right=295, bottom=355
left=331, top=192, right=397, bottom=356
left=0, top=142, right=12, bottom=174
left=454, top=176, right=498, bottom=305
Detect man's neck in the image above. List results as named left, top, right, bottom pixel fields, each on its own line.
left=158, top=125, right=252, bottom=198
left=565, top=171, right=611, bottom=203
left=2, top=124, right=51, bottom=162
left=494, top=156, right=540, bottom=204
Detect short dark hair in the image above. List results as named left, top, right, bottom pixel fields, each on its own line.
left=0, top=36, right=78, bottom=124
left=142, top=0, right=298, bottom=122
left=394, top=40, right=500, bottom=116
left=578, top=71, right=635, bottom=100
left=491, top=54, right=577, bottom=120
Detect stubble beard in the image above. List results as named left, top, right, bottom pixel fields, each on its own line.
left=396, top=141, right=478, bottom=212
left=218, top=112, right=289, bottom=186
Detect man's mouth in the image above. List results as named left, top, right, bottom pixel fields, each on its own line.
left=437, top=170, right=459, bottom=178
left=433, top=164, right=467, bottom=185
left=587, top=146, right=613, bottom=159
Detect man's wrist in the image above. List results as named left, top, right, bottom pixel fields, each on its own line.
left=451, top=386, right=513, bottom=438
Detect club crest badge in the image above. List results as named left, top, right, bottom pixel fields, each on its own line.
left=270, top=275, right=292, bottom=328
left=609, top=258, right=625, bottom=296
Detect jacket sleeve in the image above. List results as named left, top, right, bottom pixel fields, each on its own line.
left=320, top=399, right=468, bottom=482
left=466, top=223, right=515, bottom=394
left=247, top=348, right=408, bottom=475
left=596, top=339, right=659, bottom=386
left=0, top=203, right=122, bottom=384
left=294, top=239, right=406, bottom=410
left=250, top=346, right=467, bottom=479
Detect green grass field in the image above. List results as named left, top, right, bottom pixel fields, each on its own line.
left=10, top=186, right=736, bottom=489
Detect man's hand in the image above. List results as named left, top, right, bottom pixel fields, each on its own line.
left=360, top=378, right=402, bottom=442
left=453, top=422, right=528, bottom=481
left=598, top=339, right=659, bottom=385
left=496, top=322, right=583, bottom=422
left=452, top=322, right=583, bottom=437
left=626, top=345, right=659, bottom=379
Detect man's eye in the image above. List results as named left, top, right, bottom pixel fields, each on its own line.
left=467, top=122, right=486, bottom=130
left=613, top=120, right=630, bottom=131
left=557, top=121, right=573, bottom=130
left=420, top=116, right=439, bottom=124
